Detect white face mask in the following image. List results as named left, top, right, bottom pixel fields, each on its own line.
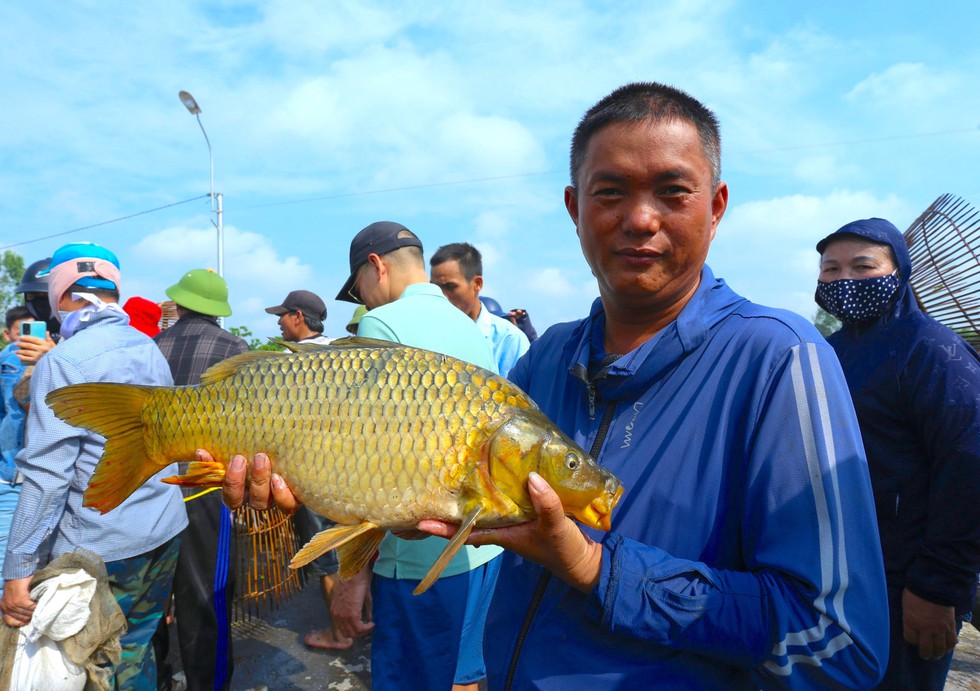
left=58, top=292, right=126, bottom=339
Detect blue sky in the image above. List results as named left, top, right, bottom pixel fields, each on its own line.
left=2, top=1, right=978, bottom=339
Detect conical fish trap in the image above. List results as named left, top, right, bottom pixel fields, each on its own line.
left=904, top=194, right=980, bottom=351
left=233, top=505, right=306, bottom=622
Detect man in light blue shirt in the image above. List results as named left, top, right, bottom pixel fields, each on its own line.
left=429, top=242, right=530, bottom=377
left=0, top=242, right=186, bottom=689
left=333, top=221, right=501, bottom=691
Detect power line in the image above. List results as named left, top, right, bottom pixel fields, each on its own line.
left=732, top=126, right=980, bottom=156
left=4, top=124, right=977, bottom=250
left=0, top=195, right=210, bottom=251
left=235, top=171, right=555, bottom=211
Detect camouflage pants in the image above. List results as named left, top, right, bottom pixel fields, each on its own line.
left=105, top=536, right=181, bottom=690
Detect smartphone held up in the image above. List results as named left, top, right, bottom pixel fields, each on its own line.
left=20, top=321, right=47, bottom=339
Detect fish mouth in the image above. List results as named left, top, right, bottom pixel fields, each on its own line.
left=574, top=484, right=624, bottom=531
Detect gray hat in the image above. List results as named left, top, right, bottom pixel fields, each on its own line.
left=265, top=290, right=327, bottom=320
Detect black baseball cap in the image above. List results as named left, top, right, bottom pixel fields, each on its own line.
left=265, top=290, right=327, bottom=320
left=336, top=221, right=423, bottom=303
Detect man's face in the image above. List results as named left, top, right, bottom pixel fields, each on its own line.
left=565, top=119, right=728, bottom=314
left=430, top=259, right=482, bottom=320
left=277, top=311, right=303, bottom=341
left=4, top=318, right=29, bottom=343
left=352, top=256, right=387, bottom=310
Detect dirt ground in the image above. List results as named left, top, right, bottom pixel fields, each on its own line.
left=163, top=579, right=980, bottom=690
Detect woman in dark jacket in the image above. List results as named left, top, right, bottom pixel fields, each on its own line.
left=816, top=217, right=980, bottom=690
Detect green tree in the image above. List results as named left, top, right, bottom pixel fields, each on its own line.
left=0, top=251, right=25, bottom=315
left=813, top=308, right=841, bottom=338
left=229, top=325, right=286, bottom=352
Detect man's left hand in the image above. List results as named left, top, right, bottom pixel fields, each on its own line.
left=1, top=576, right=36, bottom=627
left=902, top=588, right=958, bottom=660
left=418, top=471, right=603, bottom=593
left=213, top=450, right=299, bottom=515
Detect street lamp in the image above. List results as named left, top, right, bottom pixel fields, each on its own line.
left=178, top=90, right=224, bottom=281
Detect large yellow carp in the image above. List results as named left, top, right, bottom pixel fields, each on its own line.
left=46, top=338, right=623, bottom=593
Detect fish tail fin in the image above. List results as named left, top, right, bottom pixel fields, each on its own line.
left=414, top=505, right=483, bottom=595
left=289, top=521, right=385, bottom=579
left=46, top=383, right=163, bottom=515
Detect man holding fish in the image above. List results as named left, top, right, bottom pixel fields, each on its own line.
left=226, top=82, right=890, bottom=689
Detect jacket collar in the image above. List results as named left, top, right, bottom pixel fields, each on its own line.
left=568, top=265, right=745, bottom=400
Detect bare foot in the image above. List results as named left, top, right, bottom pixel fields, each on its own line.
left=304, top=627, right=354, bottom=650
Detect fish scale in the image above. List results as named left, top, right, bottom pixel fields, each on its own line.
left=45, top=337, right=623, bottom=592
left=178, top=346, right=488, bottom=522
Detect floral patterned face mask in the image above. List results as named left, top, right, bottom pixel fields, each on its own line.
left=814, top=272, right=900, bottom=324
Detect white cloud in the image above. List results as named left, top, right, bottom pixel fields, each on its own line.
left=526, top=267, right=579, bottom=299
left=131, top=221, right=318, bottom=331
left=710, top=190, right=917, bottom=318
left=847, top=63, right=959, bottom=107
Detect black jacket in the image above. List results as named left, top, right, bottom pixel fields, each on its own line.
left=823, top=218, right=980, bottom=612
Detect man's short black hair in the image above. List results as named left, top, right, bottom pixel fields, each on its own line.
left=570, top=82, right=722, bottom=189
left=430, top=242, right=483, bottom=282
left=5, top=305, right=31, bottom=329
left=302, top=314, right=324, bottom=334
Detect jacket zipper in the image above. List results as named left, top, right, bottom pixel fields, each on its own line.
left=503, top=399, right=617, bottom=690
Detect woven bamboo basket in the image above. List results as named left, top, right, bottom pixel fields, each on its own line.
left=232, top=506, right=306, bottom=622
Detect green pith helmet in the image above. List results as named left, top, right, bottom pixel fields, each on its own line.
left=166, top=269, right=232, bottom=317
left=347, top=304, right=368, bottom=332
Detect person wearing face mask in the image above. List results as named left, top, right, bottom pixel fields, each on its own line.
left=0, top=242, right=187, bottom=689
left=816, top=218, right=980, bottom=691
left=13, top=257, right=58, bottom=367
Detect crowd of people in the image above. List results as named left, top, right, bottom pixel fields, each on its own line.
left=0, top=80, right=977, bottom=691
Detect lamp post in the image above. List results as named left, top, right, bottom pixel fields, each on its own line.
left=178, top=90, right=224, bottom=280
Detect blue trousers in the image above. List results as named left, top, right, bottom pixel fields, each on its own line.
left=875, top=593, right=968, bottom=691
left=0, top=482, right=22, bottom=597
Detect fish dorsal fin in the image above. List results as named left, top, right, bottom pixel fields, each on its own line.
left=199, top=350, right=284, bottom=386
left=289, top=521, right=382, bottom=571
left=329, top=336, right=404, bottom=350
left=272, top=336, right=404, bottom=353
left=269, top=338, right=332, bottom=353
left=413, top=505, right=484, bottom=595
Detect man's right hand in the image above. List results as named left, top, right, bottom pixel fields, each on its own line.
left=1, top=576, right=36, bottom=627
left=902, top=588, right=958, bottom=660
left=16, top=333, right=55, bottom=365
left=214, top=450, right=300, bottom=514
left=330, top=566, right=375, bottom=639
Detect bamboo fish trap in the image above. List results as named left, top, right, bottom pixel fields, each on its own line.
left=904, top=194, right=980, bottom=352
left=233, top=505, right=306, bottom=622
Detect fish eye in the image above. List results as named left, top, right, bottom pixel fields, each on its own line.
left=565, top=453, right=580, bottom=470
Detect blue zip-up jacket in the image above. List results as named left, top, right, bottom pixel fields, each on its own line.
left=485, top=266, right=888, bottom=689
left=822, top=218, right=980, bottom=613
left=0, top=342, right=27, bottom=482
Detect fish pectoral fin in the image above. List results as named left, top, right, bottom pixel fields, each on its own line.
left=161, top=459, right=226, bottom=487
left=336, top=529, right=386, bottom=581
left=289, top=521, right=382, bottom=572
left=413, top=506, right=483, bottom=596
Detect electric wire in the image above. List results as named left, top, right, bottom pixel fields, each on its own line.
left=0, top=195, right=210, bottom=251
